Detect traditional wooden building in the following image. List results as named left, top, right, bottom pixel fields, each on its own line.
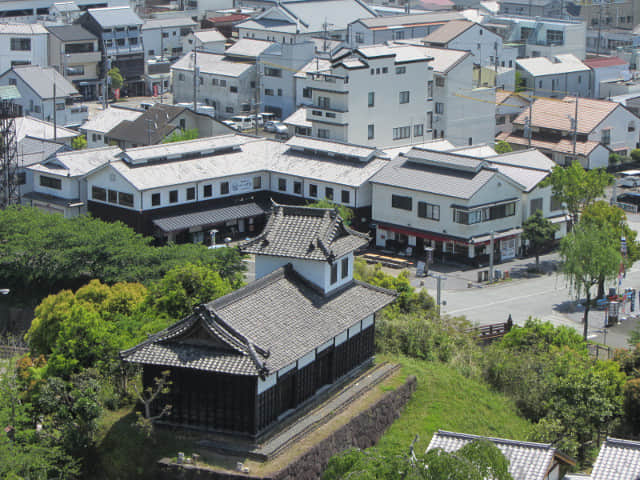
left=120, top=204, right=395, bottom=436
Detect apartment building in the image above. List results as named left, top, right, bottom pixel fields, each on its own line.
left=0, top=0, right=128, bottom=23
left=0, top=23, right=48, bottom=74
left=142, top=16, right=197, bottom=61
left=296, top=43, right=434, bottom=147
left=78, top=6, right=145, bottom=96
left=47, top=25, right=101, bottom=100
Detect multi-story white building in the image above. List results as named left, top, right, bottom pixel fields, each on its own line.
left=370, top=144, right=566, bottom=264
left=258, top=41, right=315, bottom=119
left=0, top=0, right=128, bottom=23
left=296, top=43, right=434, bottom=147
left=516, top=54, right=591, bottom=98
left=0, top=23, right=48, bottom=74
left=47, top=25, right=101, bottom=100
left=142, top=16, right=197, bottom=61
left=0, top=65, right=88, bottom=127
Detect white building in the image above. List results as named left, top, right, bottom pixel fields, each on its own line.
left=516, top=54, right=591, bottom=98
left=295, top=43, right=434, bottom=147
left=583, top=56, right=630, bottom=99
left=346, top=11, right=463, bottom=47
left=142, top=16, right=197, bottom=60
left=258, top=41, right=316, bottom=119
left=0, top=65, right=88, bottom=127
left=79, top=105, right=143, bottom=148
left=370, top=144, right=567, bottom=264
left=495, top=89, right=529, bottom=135
left=0, top=23, right=48, bottom=74
left=0, top=0, right=128, bottom=23
left=183, top=28, right=226, bottom=54
left=236, top=0, right=377, bottom=44
left=498, top=96, right=640, bottom=169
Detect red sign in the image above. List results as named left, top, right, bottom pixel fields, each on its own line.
left=153, top=84, right=159, bottom=97
left=114, top=88, right=120, bottom=100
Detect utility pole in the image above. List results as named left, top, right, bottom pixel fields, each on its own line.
left=193, top=48, right=198, bottom=113
left=572, top=94, right=578, bottom=156
left=53, top=81, right=57, bottom=142
left=489, top=231, right=495, bottom=282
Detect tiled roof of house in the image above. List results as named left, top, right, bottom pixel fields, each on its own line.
left=46, top=24, right=97, bottom=42
left=240, top=203, right=369, bottom=261
left=19, top=137, right=70, bottom=167
left=0, top=23, right=48, bottom=35
left=15, top=116, right=77, bottom=142
left=8, top=65, right=78, bottom=99
left=30, top=146, right=122, bottom=177
left=195, top=28, right=226, bottom=43
left=591, top=437, right=640, bottom=480
left=141, top=16, right=197, bottom=30
left=106, top=104, right=185, bottom=144
left=423, top=19, right=475, bottom=45
left=356, top=11, right=462, bottom=29
left=80, top=106, right=143, bottom=135
left=511, top=96, right=619, bottom=134
left=225, top=38, right=273, bottom=58
left=171, top=51, right=254, bottom=77
left=87, top=6, right=143, bottom=27
left=583, top=56, right=628, bottom=69
left=427, top=430, right=573, bottom=480
left=497, top=131, right=603, bottom=156
left=397, top=44, right=469, bottom=73
left=121, top=264, right=395, bottom=376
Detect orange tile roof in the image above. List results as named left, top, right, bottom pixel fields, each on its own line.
left=423, top=20, right=474, bottom=45
left=512, top=96, right=619, bottom=134
left=497, top=132, right=602, bottom=156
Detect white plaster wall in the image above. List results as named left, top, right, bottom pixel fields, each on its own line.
left=589, top=106, right=640, bottom=154
left=0, top=32, right=48, bottom=74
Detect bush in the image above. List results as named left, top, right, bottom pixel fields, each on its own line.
left=631, top=148, right=640, bottom=163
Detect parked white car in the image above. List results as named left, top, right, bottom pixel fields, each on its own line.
left=222, top=120, right=239, bottom=130
left=620, top=176, right=640, bottom=188
left=264, top=121, right=287, bottom=134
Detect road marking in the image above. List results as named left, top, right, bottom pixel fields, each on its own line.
left=445, top=287, right=568, bottom=315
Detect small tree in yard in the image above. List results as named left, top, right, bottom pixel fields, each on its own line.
left=71, top=135, right=87, bottom=150
left=134, top=370, right=172, bottom=438
left=494, top=140, right=512, bottom=154
left=522, top=210, right=558, bottom=270
left=560, top=222, right=621, bottom=340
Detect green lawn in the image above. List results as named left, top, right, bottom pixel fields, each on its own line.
left=375, top=354, right=532, bottom=456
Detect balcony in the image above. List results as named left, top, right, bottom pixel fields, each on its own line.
left=305, top=73, right=349, bottom=92
left=305, top=107, right=348, bottom=125
left=65, top=51, right=101, bottom=64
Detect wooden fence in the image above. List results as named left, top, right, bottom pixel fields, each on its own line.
left=468, top=318, right=514, bottom=343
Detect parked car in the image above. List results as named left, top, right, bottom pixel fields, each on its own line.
left=264, top=121, right=288, bottom=134
left=230, top=115, right=254, bottom=130
left=620, top=176, right=640, bottom=188
left=222, top=120, right=239, bottom=130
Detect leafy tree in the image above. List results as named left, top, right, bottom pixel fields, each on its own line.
left=515, top=71, right=526, bottom=92
left=71, top=135, right=87, bottom=150
left=146, top=263, right=234, bottom=319
left=560, top=223, right=621, bottom=340
left=623, top=378, right=640, bottom=434
left=162, top=128, right=198, bottom=143
left=522, top=210, right=558, bottom=269
left=494, top=140, right=512, bottom=154
left=307, top=199, right=354, bottom=226
left=133, top=370, right=172, bottom=438
left=108, top=67, right=123, bottom=91
left=631, top=148, right=640, bottom=162
left=581, top=201, right=640, bottom=298
left=540, top=161, right=613, bottom=226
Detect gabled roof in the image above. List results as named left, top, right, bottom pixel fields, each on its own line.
left=121, top=264, right=395, bottom=376
left=171, top=51, right=254, bottom=77
left=511, top=96, right=621, bottom=134
left=427, top=430, right=575, bottom=480
left=46, top=24, right=97, bottom=42
left=0, top=85, right=20, bottom=101
left=87, top=6, right=143, bottom=27
left=80, top=106, right=143, bottom=135
left=591, top=437, right=640, bottom=480
left=240, top=203, right=369, bottom=262
left=194, top=28, right=226, bottom=43
left=30, top=145, right=121, bottom=177
left=423, top=19, right=476, bottom=45
left=15, top=116, right=78, bottom=143
left=106, top=104, right=185, bottom=145
left=225, top=38, right=273, bottom=59
left=354, top=11, right=462, bottom=29
left=497, top=131, right=605, bottom=156
left=7, top=66, right=78, bottom=99
left=19, top=137, right=70, bottom=167
left=397, top=43, right=469, bottom=73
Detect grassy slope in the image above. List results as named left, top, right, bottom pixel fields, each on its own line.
left=375, top=354, right=532, bottom=456
left=90, top=355, right=531, bottom=479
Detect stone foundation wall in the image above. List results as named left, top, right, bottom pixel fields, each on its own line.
left=157, top=374, right=417, bottom=480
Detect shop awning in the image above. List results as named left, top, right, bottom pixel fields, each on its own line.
left=152, top=202, right=266, bottom=233
left=378, top=223, right=522, bottom=246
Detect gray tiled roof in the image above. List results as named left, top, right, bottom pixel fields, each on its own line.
left=152, top=202, right=266, bottom=233
left=46, top=24, right=97, bottom=42
left=87, top=6, right=143, bottom=27
left=106, top=104, right=185, bottom=144
left=240, top=203, right=369, bottom=262
left=10, top=65, right=78, bottom=99
left=122, top=265, right=396, bottom=375
left=427, top=430, right=564, bottom=480
left=591, top=437, right=640, bottom=480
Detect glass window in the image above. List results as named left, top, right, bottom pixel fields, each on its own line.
left=427, top=80, right=433, bottom=98
left=399, top=91, right=410, bottom=104
left=392, top=126, right=411, bottom=140
left=325, top=187, right=334, bottom=200
left=92, top=186, right=106, bottom=201
left=118, top=192, right=134, bottom=207
left=278, top=178, right=286, bottom=191
left=309, top=184, right=318, bottom=197
left=602, top=129, right=611, bottom=145
left=414, top=124, right=424, bottom=137
left=10, top=38, right=30, bottom=51
left=392, top=194, right=412, bottom=210
left=264, top=67, right=282, bottom=77
left=186, top=187, right=195, bottom=200
left=151, top=192, right=160, bottom=206
left=435, top=103, right=444, bottom=114
left=551, top=195, right=563, bottom=211
left=40, top=175, right=61, bottom=189
left=294, top=181, right=302, bottom=194
left=230, top=86, right=238, bottom=93
left=317, top=128, right=329, bottom=139
left=108, top=190, right=117, bottom=204
left=418, top=201, right=439, bottom=220
left=396, top=66, right=406, bottom=74
left=203, top=184, right=212, bottom=197
left=302, top=87, right=312, bottom=98
left=330, top=263, right=338, bottom=284
left=318, top=96, right=330, bottom=108
left=435, top=76, right=445, bottom=87
left=368, top=91, right=374, bottom=107
left=253, top=176, right=261, bottom=189
left=220, top=182, right=229, bottom=195
left=169, top=190, right=178, bottom=203
left=530, top=198, right=543, bottom=214
left=368, top=124, right=374, bottom=139
left=341, top=257, right=349, bottom=279
left=341, top=190, right=350, bottom=203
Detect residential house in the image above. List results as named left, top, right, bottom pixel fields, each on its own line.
left=589, top=437, right=640, bottom=480
left=0, top=23, right=48, bottom=74
left=369, top=143, right=567, bottom=264
left=23, top=146, right=121, bottom=217
left=46, top=25, right=101, bottom=100
left=183, top=28, right=226, bottom=54
left=78, top=6, right=146, bottom=96
left=584, top=56, right=633, bottom=99
left=84, top=134, right=389, bottom=239
left=17, top=137, right=71, bottom=199
left=79, top=105, right=143, bottom=148
left=586, top=27, right=640, bottom=56
left=427, top=430, right=575, bottom=480
left=120, top=203, right=395, bottom=436
left=487, top=15, right=587, bottom=60
left=171, top=48, right=260, bottom=118
left=0, top=65, right=88, bottom=127
left=236, top=0, right=377, bottom=44
left=295, top=43, right=434, bottom=147
left=0, top=0, right=129, bottom=23
left=498, top=0, right=565, bottom=18
left=104, top=103, right=235, bottom=148
left=202, top=13, right=250, bottom=39
left=611, top=92, right=640, bottom=117
left=495, top=89, right=530, bottom=135
left=498, top=96, right=640, bottom=168
left=423, top=19, right=517, bottom=76
left=516, top=54, right=591, bottom=98
left=346, top=11, right=463, bottom=47
left=142, top=16, right=196, bottom=61
left=258, top=41, right=316, bottom=119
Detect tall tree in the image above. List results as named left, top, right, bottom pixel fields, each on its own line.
left=581, top=201, right=640, bottom=298
left=560, top=222, right=621, bottom=339
left=108, top=67, right=123, bottom=91
left=522, top=210, right=558, bottom=269
left=540, top=161, right=613, bottom=226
